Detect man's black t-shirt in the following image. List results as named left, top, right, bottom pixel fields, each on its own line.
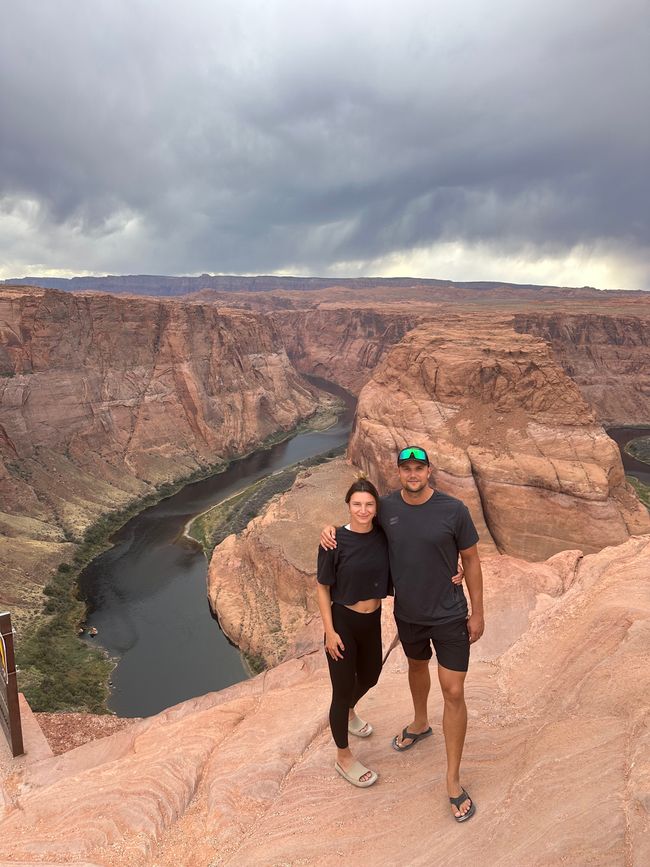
left=317, top=525, right=391, bottom=606
left=377, top=490, right=479, bottom=625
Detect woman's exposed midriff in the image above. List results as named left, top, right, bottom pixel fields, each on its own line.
left=345, top=598, right=381, bottom=614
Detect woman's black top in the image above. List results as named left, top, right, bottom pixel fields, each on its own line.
left=316, top=525, right=391, bottom=606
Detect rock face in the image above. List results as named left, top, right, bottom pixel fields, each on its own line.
left=0, top=285, right=326, bottom=618
left=514, top=312, right=650, bottom=425
left=208, top=458, right=356, bottom=667
left=2, top=535, right=649, bottom=866
left=349, top=317, right=650, bottom=560
left=272, top=308, right=421, bottom=394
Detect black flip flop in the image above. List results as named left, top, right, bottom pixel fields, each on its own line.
left=449, top=788, right=476, bottom=822
left=391, top=726, right=433, bottom=751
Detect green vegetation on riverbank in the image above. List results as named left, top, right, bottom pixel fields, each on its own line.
left=187, top=445, right=346, bottom=558
left=16, top=460, right=227, bottom=712
left=627, top=475, right=650, bottom=509
left=16, top=395, right=346, bottom=713
left=625, top=436, right=650, bottom=466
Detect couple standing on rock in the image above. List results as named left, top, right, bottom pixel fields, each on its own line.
left=317, top=446, right=485, bottom=822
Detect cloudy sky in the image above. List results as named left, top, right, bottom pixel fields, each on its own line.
left=1, top=0, right=648, bottom=289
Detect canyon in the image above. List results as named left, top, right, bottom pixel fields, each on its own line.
left=0, top=279, right=648, bottom=645
left=1, top=279, right=648, bottom=644
left=514, top=312, right=650, bottom=425
left=1, top=277, right=649, bottom=863
left=0, top=285, right=331, bottom=624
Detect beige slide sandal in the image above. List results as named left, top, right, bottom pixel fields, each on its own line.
left=348, top=715, right=373, bottom=737
left=334, top=760, right=378, bottom=788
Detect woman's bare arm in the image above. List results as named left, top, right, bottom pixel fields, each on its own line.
left=316, top=582, right=345, bottom=660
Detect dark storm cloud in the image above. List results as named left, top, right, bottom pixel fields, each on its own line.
left=1, top=0, right=648, bottom=285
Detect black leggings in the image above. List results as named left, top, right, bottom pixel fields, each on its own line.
left=326, top=603, right=383, bottom=749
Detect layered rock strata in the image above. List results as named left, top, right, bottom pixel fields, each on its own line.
left=514, top=312, right=650, bottom=425
left=0, top=285, right=327, bottom=618
left=349, top=318, right=650, bottom=560
left=2, top=535, right=649, bottom=865
left=272, top=308, right=421, bottom=394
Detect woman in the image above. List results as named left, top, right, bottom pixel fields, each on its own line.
left=316, top=476, right=391, bottom=788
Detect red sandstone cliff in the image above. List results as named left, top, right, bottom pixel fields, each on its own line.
left=190, top=287, right=650, bottom=428
left=0, top=286, right=328, bottom=619
left=513, top=312, right=650, bottom=425
left=271, top=307, right=421, bottom=394
left=348, top=317, right=649, bottom=560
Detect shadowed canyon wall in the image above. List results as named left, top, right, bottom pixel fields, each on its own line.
left=271, top=308, right=421, bottom=394
left=514, top=312, right=650, bottom=425
left=0, top=286, right=328, bottom=619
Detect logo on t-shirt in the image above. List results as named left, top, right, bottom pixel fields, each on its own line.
left=389, top=516, right=399, bottom=525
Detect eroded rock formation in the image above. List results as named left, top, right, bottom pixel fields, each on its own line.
left=272, top=308, right=421, bottom=394
left=514, top=312, right=650, bottom=425
left=2, top=535, right=649, bottom=865
left=0, top=285, right=329, bottom=619
left=349, top=317, right=649, bottom=560
left=2, top=273, right=649, bottom=862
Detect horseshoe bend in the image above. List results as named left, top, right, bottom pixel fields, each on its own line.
left=1, top=279, right=649, bottom=865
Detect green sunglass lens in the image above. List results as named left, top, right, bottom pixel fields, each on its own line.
left=399, top=448, right=426, bottom=461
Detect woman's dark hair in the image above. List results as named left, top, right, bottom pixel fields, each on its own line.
left=344, top=477, right=380, bottom=508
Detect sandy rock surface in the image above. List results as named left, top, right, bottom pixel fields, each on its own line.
left=1, top=536, right=649, bottom=865
left=349, top=318, right=649, bottom=560
left=34, top=712, right=138, bottom=756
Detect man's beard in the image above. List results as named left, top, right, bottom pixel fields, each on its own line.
left=403, top=480, right=428, bottom=494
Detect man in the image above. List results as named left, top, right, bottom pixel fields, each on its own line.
left=320, top=446, right=484, bottom=821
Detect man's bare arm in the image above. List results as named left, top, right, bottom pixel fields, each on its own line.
left=459, top=544, right=484, bottom=643
left=320, top=525, right=337, bottom=549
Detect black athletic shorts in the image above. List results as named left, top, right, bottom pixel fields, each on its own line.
left=395, top=616, right=470, bottom=672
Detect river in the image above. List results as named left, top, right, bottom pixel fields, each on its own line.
left=606, top=426, right=650, bottom=486
left=78, top=379, right=356, bottom=718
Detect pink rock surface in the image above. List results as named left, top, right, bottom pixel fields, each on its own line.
left=1, top=537, right=648, bottom=865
